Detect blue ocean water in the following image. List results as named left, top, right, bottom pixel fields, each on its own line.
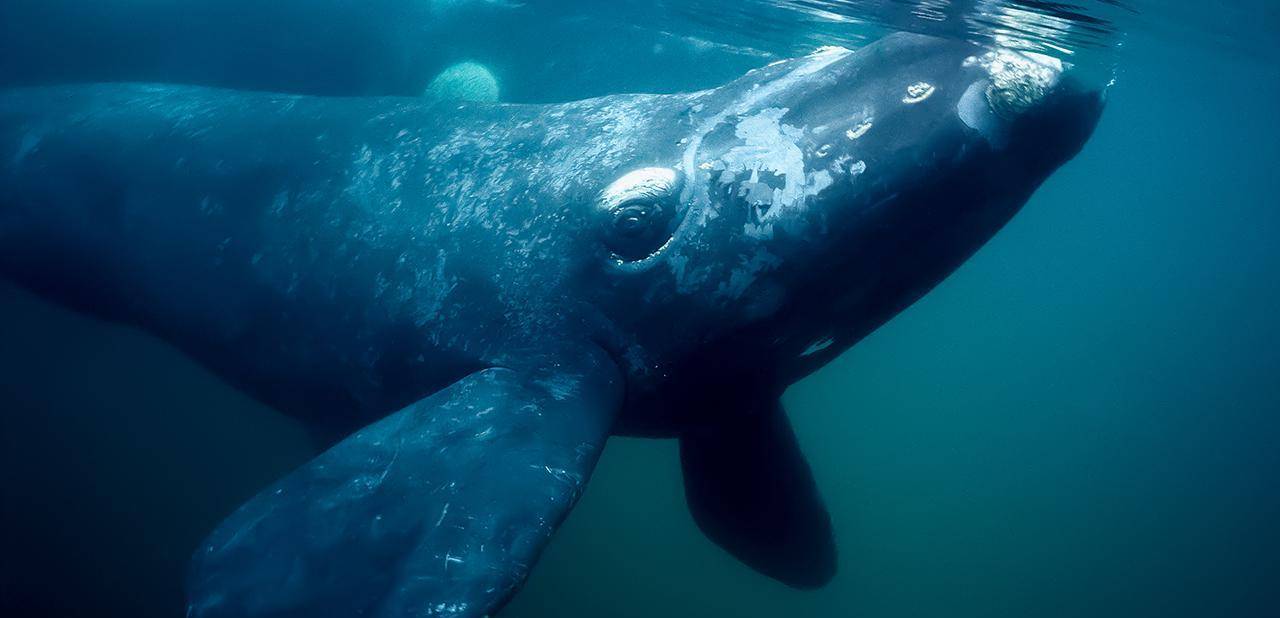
left=1, top=1, right=1277, bottom=617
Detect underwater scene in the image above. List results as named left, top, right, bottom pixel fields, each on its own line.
left=1, top=1, right=1277, bottom=617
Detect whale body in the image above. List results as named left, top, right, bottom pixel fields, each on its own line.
left=0, top=33, right=1102, bottom=617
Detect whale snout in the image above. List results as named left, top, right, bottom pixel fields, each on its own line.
left=670, top=32, right=1104, bottom=310
left=956, top=48, right=1104, bottom=158
left=1023, top=74, right=1106, bottom=151
left=807, top=34, right=1105, bottom=190
left=966, top=48, right=1066, bottom=118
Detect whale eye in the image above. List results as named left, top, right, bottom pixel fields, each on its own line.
left=598, top=167, right=685, bottom=262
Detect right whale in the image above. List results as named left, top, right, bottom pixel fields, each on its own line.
left=0, top=33, right=1103, bottom=617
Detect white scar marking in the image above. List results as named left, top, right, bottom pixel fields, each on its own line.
left=443, top=551, right=464, bottom=573
left=374, top=440, right=403, bottom=487
left=846, top=120, right=873, bottom=139
left=801, top=336, right=837, bottom=357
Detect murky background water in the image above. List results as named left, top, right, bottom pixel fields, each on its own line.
left=2, top=1, right=1278, bottom=616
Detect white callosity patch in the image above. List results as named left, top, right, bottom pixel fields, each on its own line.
left=829, top=155, right=866, bottom=179
left=661, top=46, right=856, bottom=300
left=903, top=81, right=936, bottom=104
left=845, top=119, right=873, bottom=140
left=680, top=45, right=852, bottom=212
left=715, top=107, right=834, bottom=238
left=965, top=49, right=1063, bottom=118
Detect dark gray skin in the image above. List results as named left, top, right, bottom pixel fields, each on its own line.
left=0, top=33, right=1102, bottom=617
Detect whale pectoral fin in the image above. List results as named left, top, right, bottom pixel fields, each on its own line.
left=680, top=399, right=836, bottom=588
left=187, top=356, right=622, bottom=618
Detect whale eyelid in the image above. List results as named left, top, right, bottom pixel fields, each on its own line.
left=613, top=192, right=666, bottom=210
left=599, top=167, right=684, bottom=211
left=597, top=167, right=687, bottom=265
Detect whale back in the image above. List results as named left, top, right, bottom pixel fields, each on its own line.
left=0, top=84, right=687, bottom=426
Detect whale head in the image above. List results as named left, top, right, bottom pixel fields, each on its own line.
left=589, top=33, right=1102, bottom=430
